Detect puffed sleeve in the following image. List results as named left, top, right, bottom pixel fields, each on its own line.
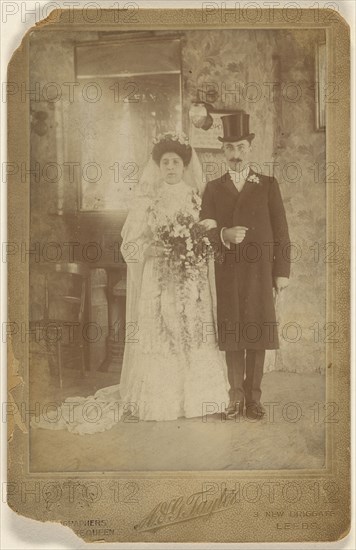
left=121, top=196, right=152, bottom=270
left=119, top=196, right=152, bottom=393
left=120, top=195, right=152, bottom=332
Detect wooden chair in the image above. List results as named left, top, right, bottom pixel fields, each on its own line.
left=33, top=262, right=90, bottom=389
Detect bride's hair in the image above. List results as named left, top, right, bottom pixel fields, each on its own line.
left=152, top=133, right=192, bottom=166
left=136, top=132, right=205, bottom=197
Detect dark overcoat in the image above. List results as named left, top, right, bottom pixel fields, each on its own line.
left=201, top=169, right=291, bottom=351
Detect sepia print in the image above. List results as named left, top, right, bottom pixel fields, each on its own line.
left=6, top=5, right=350, bottom=544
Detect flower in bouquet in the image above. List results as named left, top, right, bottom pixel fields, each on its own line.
left=153, top=212, right=213, bottom=286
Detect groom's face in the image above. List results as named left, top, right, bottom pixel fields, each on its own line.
left=222, top=139, right=252, bottom=172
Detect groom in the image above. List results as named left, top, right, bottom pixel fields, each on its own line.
left=201, top=111, right=291, bottom=420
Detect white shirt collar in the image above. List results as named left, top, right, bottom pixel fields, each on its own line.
left=227, top=165, right=251, bottom=181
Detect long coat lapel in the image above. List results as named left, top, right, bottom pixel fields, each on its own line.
left=221, top=171, right=239, bottom=197
left=221, top=167, right=256, bottom=199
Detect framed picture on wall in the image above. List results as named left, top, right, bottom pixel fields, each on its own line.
left=74, top=37, right=183, bottom=212
left=189, top=110, right=236, bottom=149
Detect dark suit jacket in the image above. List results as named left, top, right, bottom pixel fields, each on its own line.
left=201, top=169, right=291, bottom=351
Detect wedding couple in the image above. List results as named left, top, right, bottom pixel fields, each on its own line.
left=32, top=111, right=290, bottom=434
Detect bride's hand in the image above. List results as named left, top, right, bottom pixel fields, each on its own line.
left=199, top=218, right=217, bottom=231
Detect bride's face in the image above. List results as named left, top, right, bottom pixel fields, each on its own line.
left=159, top=152, right=184, bottom=185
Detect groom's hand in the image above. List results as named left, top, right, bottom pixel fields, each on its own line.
left=222, top=226, right=248, bottom=245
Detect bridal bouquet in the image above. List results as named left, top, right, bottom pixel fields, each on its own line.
left=147, top=192, right=213, bottom=289
left=147, top=191, right=225, bottom=351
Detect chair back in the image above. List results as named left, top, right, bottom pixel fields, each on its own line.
left=44, top=262, right=89, bottom=324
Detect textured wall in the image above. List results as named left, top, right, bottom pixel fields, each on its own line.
left=273, top=30, right=326, bottom=372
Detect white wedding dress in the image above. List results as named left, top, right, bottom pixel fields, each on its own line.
left=31, top=180, right=229, bottom=434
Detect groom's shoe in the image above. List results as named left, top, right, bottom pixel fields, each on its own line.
left=245, top=401, right=266, bottom=420
left=224, top=400, right=244, bottom=420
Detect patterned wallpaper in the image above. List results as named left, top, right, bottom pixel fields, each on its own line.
left=182, top=29, right=279, bottom=172
left=274, top=30, right=326, bottom=372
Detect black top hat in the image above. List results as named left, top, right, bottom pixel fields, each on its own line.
left=218, top=111, right=255, bottom=143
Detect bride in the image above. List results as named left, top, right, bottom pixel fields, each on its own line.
left=31, top=133, right=229, bottom=434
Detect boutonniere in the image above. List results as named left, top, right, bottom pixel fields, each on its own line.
left=247, top=174, right=260, bottom=184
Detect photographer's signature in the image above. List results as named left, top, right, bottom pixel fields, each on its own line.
left=134, top=488, right=237, bottom=532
